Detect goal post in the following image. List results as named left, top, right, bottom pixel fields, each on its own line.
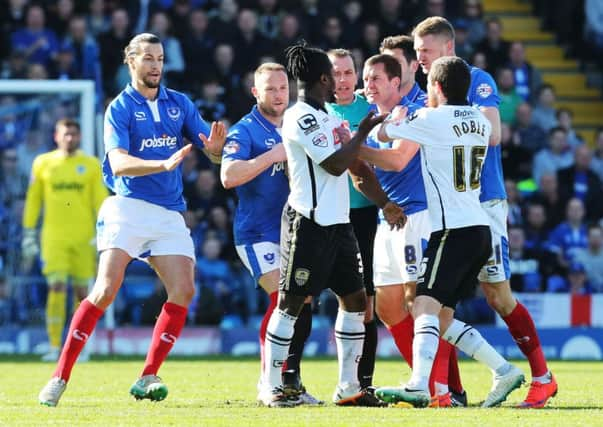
left=0, top=79, right=97, bottom=155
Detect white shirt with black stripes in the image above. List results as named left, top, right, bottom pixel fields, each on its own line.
left=282, top=101, right=350, bottom=226
left=379, top=105, right=492, bottom=231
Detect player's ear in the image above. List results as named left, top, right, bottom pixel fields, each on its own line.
left=250, top=86, right=259, bottom=99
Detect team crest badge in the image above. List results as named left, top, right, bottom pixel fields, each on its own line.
left=312, top=133, right=328, bottom=147
left=167, top=107, right=181, bottom=121
left=476, top=83, right=493, bottom=98
left=294, top=268, right=310, bottom=286
left=76, top=165, right=86, bottom=174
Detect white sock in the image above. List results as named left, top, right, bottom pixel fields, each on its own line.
left=532, top=371, right=552, bottom=384
left=334, top=310, right=365, bottom=392
left=264, top=309, right=297, bottom=390
left=443, top=319, right=508, bottom=373
left=408, top=314, right=440, bottom=391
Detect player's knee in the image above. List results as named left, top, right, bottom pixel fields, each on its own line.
left=88, top=283, right=119, bottom=308
left=483, top=287, right=514, bottom=316
left=340, top=289, right=367, bottom=313
left=173, top=281, right=196, bottom=305
left=375, top=301, right=404, bottom=327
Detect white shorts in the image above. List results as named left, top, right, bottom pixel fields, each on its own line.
left=374, top=209, right=431, bottom=286
left=477, top=199, right=511, bottom=283
left=235, top=241, right=280, bottom=281
left=97, top=195, right=195, bottom=261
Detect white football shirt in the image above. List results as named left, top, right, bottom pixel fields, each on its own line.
left=281, top=100, right=350, bottom=226
left=380, top=105, right=491, bottom=231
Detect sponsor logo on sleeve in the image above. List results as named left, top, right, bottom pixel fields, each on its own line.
left=297, top=113, right=319, bottom=134
left=264, top=138, right=276, bottom=147
left=223, top=140, right=240, bottom=155
left=476, top=83, right=493, bottom=98
left=312, top=133, right=328, bottom=147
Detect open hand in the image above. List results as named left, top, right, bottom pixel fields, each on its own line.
left=358, top=111, right=388, bottom=135
left=162, top=144, right=193, bottom=171
left=200, top=121, right=227, bottom=156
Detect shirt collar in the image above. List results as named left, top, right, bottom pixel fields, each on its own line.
left=301, top=96, right=327, bottom=113
left=125, top=83, right=168, bottom=104
left=250, top=105, right=277, bottom=132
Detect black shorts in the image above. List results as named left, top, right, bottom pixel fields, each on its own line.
left=279, top=204, right=364, bottom=298
left=350, top=205, right=378, bottom=296
left=416, top=225, right=491, bottom=308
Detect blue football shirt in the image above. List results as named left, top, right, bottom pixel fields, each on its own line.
left=103, top=84, right=211, bottom=211
left=468, top=66, right=505, bottom=202
left=367, top=99, right=427, bottom=219
left=222, top=105, right=289, bottom=245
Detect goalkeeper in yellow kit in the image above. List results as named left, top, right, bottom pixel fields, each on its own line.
left=22, top=118, right=108, bottom=361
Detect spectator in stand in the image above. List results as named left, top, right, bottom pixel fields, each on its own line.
left=128, top=0, right=159, bottom=35
left=523, top=202, right=552, bottom=253
left=507, top=41, right=542, bottom=102
left=546, top=197, right=589, bottom=269
left=555, top=108, right=583, bottom=149
left=185, top=168, right=229, bottom=225
left=168, top=0, right=194, bottom=42
left=196, top=235, right=237, bottom=315
left=182, top=9, right=216, bottom=87
left=318, top=15, right=345, bottom=52
left=340, top=0, right=363, bottom=48
left=470, top=50, right=487, bottom=70
left=0, top=147, right=28, bottom=207
left=86, top=0, right=110, bottom=38
left=497, top=67, right=523, bottom=125
left=501, top=123, right=532, bottom=181
left=574, top=225, right=603, bottom=292
left=460, top=0, right=486, bottom=46
left=148, top=12, right=185, bottom=88
left=508, top=226, right=547, bottom=292
left=60, top=16, right=103, bottom=106
left=273, top=13, right=303, bottom=64
left=226, top=70, right=255, bottom=122
left=513, top=102, right=547, bottom=154
left=11, top=4, right=59, bottom=67
left=531, top=84, right=558, bottom=133
left=453, top=19, right=474, bottom=62
left=27, top=61, right=49, bottom=80
left=359, top=21, right=381, bottom=58
left=47, top=0, right=75, bottom=40
left=207, top=0, right=239, bottom=43
left=591, top=127, right=603, bottom=182
left=530, top=173, right=566, bottom=229
left=418, top=0, right=448, bottom=22
left=557, top=145, right=603, bottom=222
left=195, top=76, right=227, bottom=122
left=374, top=0, right=411, bottom=38
left=98, top=8, right=131, bottom=97
left=0, top=0, right=28, bottom=60
left=16, top=130, right=49, bottom=179
left=565, top=263, right=592, bottom=295
left=1, top=49, right=28, bottom=79
left=256, top=0, right=280, bottom=40
left=584, top=0, right=603, bottom=64
left=211, top=43, right=241, bottom=101
left=0, top=96, right=28, bottom=150
left=475, top=17, right=510, bottom=76
left=505, top=179, right=524, bottom=226
left=231, top=9, right=273, bottom=75
left=533, top=126, right=574, bottom=185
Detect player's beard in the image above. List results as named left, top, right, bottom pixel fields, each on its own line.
left=142, top=74, right=161, bottom=89
left=258, top=102, right=285, bottom=120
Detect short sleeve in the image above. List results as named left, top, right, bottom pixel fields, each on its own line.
left=293, top=112, right=340, bottom=165
left=469, top=69, right=500, bottom=108
left=382, top=108, right=435, bottom=146
left=222, top=124, right=252, bottom=162
left=182, top=96, right=211, bottom=148
left=104, top=101, right=131, bottom=153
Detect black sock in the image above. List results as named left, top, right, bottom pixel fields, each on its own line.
left=287, top=303, right=312, bottom=376
left=358, top=319, right=377, bottom=388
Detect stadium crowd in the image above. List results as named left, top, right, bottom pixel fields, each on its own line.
left=0, top=0, right=602, bottom=329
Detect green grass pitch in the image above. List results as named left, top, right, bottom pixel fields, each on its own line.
left=1, top=357, right=602, bottom=426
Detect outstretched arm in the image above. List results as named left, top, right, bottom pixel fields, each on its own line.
left=108, top=145, right=193, bottom=177
left=358, top=141, right=419, bottom=172
left=221, top=144, right=287, bottom=189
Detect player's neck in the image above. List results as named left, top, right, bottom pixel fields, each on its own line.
left=335, top=93, right=355, bottom=106
left=132, top=80, right=159, bottom=100
left=257, top=105, right=283, bottom=127
left=299, top=89, right=326, bottom=111
left=399, top=80, right=414, bottom=98
left=377, top=95, right=402, bottom=114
